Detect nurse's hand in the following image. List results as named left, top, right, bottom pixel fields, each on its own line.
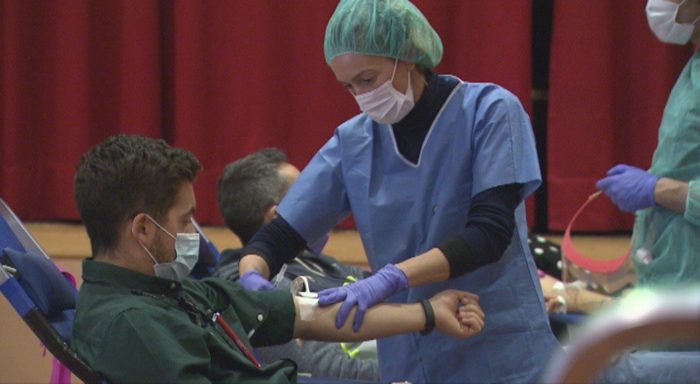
left=318, top=264, right=409, bottom=332
left=596, top=164, right=659, bottom=212
left=239, top=270, right=275, bottom=291
left=431, top=290, right=484, bottom=338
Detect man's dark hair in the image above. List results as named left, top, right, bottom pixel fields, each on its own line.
left=217, top=148, right=291, bottom=245
left=74, top=134, right=201, bottom=255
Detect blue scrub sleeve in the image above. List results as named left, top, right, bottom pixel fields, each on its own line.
left=684, top=179, right=700, bottom=226
left=438, top=184, right=521, bottom=278
left=277, top=132, right=351, bottom=246
left=470, top=87, right=541, bottom=199
left=244, top=215, right=307, bottom=277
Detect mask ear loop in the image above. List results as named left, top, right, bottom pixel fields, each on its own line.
left=145, top=215, right=176, bottom=240
left=390, top=57, right=399, bottom=82
left=132, top=213, right=162, bottom=266
left=140, top=241, right=160, bottom=266
left=393, top=59, right=419, bottom=101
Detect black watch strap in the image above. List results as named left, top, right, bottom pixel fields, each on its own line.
left=420, top=299, right=435, bottom=335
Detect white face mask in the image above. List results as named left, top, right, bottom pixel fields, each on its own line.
left=354, top=59, right=415, bottom=125
left=646, top=0, right=699, bottom=45
left=141, top=216, right=200, bottom=281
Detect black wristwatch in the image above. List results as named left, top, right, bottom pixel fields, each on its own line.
left=420, top=299, right=435, bottom=335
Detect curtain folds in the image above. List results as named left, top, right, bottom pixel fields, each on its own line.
left=10, top=1, right=691, bottom=232
left=2, top=0, right=534, bottom=226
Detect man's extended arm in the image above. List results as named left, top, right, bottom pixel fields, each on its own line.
left=292, top=289, right=484, bottom=342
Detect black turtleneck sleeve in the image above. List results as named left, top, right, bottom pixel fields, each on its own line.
left=243, top=215, right=306, bottom=277
left=438, top=184, right=522, bottom=278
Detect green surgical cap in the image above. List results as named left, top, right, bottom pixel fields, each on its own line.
left=324, top=0, right=443, bottom=69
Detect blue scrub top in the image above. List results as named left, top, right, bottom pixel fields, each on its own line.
left=278, top=79, right=560, bottom=383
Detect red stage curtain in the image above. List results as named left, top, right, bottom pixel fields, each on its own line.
left=1, top=0, right=533, bottom=226
left=1, top=0, right=164, bottom=220
left=547, top=0, right=693, bottom=231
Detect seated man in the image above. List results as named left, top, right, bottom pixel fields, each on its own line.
left=71, top=134, right=485, bottom=383
left=216, top=148, right=378, bottom=381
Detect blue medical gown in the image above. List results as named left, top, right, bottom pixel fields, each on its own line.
left=278, top=80, right=560, bottom=383
left=634, top=49, right=700, bottom=286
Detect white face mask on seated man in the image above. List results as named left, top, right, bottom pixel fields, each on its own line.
left=140, top=215, right=200, bottom=281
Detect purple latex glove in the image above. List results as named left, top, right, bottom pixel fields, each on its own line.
left=318, top=264, right=409, bottom=332
left=596, top=164, right=660, bottom=213
left=239, top=270, right=275, bottom=291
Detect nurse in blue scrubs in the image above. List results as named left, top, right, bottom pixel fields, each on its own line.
left=238, top=0, right=560, bottom=382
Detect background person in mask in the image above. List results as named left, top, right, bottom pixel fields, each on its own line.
left=215, top=148, right=379, bottom=381
left=596, top=0, right=700, bottom=287
left=592, top=3, right=700, bottom=381
left=236, top=0, right=560, bottom=382
left=71, top=134, right=485, bottom=383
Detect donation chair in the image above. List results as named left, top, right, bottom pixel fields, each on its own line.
left=541, top=286, right=700, bottom=383
left=0, top=198, right=104, bottom=384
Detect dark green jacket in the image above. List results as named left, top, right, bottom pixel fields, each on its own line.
left=72, top=259, right=297, bottom=383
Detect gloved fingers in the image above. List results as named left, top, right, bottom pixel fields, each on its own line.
left=596, top=175, right=618, bottom=192
left=352, top=302, right=368, bottom=332
left=318, top=287, right=347, bottom=306
left=335, top=297, right=357, bottom=329
left=607, top=192, right=627, bottom=210
left=609, top=192, right=636, bottom=213
left=240, top=270, right=274, bottom=291
left=607, top=164, right=634, bottom=176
